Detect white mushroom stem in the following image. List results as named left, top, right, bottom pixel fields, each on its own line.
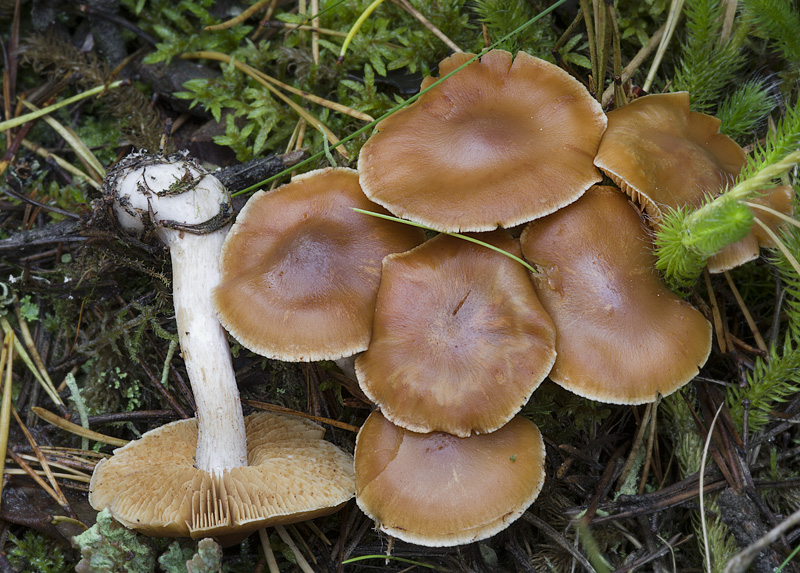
left=109, top=152, right=247, bottom=473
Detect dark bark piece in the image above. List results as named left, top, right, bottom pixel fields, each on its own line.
left=717, top=488, right=781, bottom=573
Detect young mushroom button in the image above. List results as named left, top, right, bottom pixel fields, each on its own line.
left=89, top=152, right=354, bottom=543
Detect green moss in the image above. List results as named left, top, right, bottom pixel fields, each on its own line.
left=7, top=530, right=73, bottom=573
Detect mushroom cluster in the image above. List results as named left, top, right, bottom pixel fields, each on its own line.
left=209, top=48, right=609, bottom=546
left=342, top=51, right=722, bottom=547
left=97, top=48, right=779, bottom=550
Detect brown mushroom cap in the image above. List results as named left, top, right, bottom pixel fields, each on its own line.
left=355, top=411, right=545, bottom=547
left=594, top=92, right=746, bottom=219
left=89, top=412, right=355, bottom=544
left=355, top=230, right=556, bottom=437
left=751, top=185, right=796, bottom=247
left=520, top=186, right=712, bottom=404
left=707, top=185, right=796, bottom=273
left=213, top=168, right=425, bottom=361
left=707, top=233, right=760, bottom=273
left=357, top=50, right=606, bottom=232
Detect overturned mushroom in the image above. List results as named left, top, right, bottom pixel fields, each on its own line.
left=90, top=152, right=354, bottom=542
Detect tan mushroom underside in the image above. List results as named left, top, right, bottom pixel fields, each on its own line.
left=89, top=412, right=355, bottom=543
left=355, top=411, right=545, bottom=547
left=520, top=186, right=712, bottom=404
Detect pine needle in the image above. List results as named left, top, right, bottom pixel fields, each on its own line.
left=0, top=80, right=125, bottom=133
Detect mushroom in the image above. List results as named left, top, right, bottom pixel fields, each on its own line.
left=90, top=152, right=354, bottom=541
left=90, top=412, right=355, bottom=543
left=593, top=93, right=795, bottom=273
left=593, top=92, right=746, bottom=220
left=707, top=185, right=796, bottom=273
left=212, top=167, right=425, bottom=362
left=520, top=185, right=712, bottom=404
left=355, top=411, right=546, bottom=547
left=357, top=49, right=607, bottom=232
left=750, top=185, right=796, bottom=247
left=355, top=230, right=556, bottom=437
left=706, top=233, right=761, bottom=273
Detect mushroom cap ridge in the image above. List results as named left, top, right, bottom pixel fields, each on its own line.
left=89, top=412, right=355, bottom=544
left=358, top=49, right=606, bottom=232
left=520, top=185, right=712, bottom=404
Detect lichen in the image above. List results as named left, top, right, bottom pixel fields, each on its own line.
left=73, top=509, right=156, bottom=573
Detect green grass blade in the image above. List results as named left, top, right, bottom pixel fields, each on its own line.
left=352, top=208, right=537, bottom=274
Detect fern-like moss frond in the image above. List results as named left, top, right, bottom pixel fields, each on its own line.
left=767, top=204, right=800, bottom=340
left=472, top=0, right=556, bottom=58
left=726, top=205, right=800, bottom=433
left=740, top=0, right=800, bottom=68
left=717, top=79, right=777, bottom=142
left=727, top=333, right=800, bottom=432
left=740, top=98, right=800, bottom=181
left=672, top=0, right=746, bottom=113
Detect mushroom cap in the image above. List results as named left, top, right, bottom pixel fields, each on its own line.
left=357, top=50, right=606, bottom=232
left=707, top=185, right=795, bottom=273
left=751, top=185, right=795, bottom=247
left=594, top=92, right=746, bottom=219
left=355, top=231, right=556, bottom=437
left=707, top=233, right=760, bottom=273
left=213, top=168, right=425, bottom=362
left=355, top=411, right=545, bottom=547
left=89, top=412, right=355, bottom=544
left=520, top=185, right=712, bottom=404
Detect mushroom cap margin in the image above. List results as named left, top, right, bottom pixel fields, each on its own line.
left=213, top=167, right=425, bottom=362
left=520, top=185, right=712, bottom=404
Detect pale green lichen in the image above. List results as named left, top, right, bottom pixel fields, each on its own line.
left=73, top=509, right=156, bottom=573
left=159, top=538, right=223, bottom=573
